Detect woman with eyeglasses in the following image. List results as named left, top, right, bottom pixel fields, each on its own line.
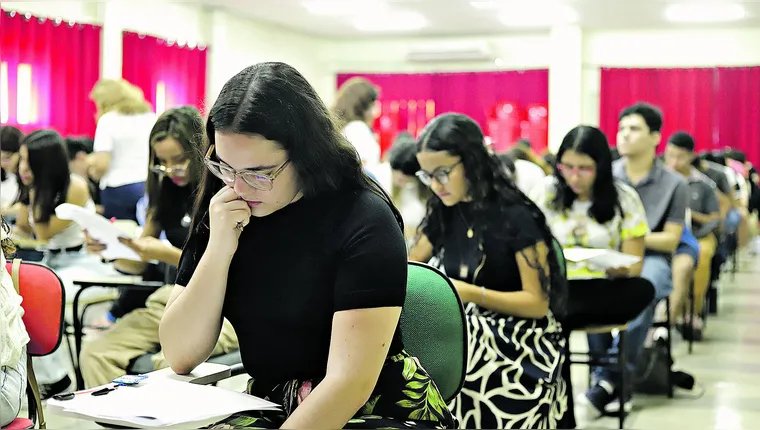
left=159, top=63, right=455, bottom=429
left=529, top=126, right=655, bottom=420
left=408, top=113, right=567, bottom=429
left=81, top=106, right=239, bottom=389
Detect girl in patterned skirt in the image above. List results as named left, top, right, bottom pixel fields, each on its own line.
left=410, top=113, right=568, bottom=429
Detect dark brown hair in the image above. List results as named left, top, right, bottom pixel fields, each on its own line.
left=332, top=77, right=378, bottom=128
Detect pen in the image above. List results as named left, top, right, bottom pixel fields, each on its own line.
left=52, top=385, right=117, bottom=401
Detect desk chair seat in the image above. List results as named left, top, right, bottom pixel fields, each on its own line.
left=3, top=260, right=66, bottom=430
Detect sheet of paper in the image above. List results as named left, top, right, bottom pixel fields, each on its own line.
left=55, top=203, right=141, bottom=261
left=48, top=379, right=280, bottom=428
left=563, top=247, right=642, bottom=270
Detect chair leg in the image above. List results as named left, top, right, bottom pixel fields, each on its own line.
left=618, top=329, right=627, bottom=429
left=665, top=299, right=674, bottom=399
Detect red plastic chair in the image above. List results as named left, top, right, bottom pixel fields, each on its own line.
left=3, top=259, right=65, bottom=430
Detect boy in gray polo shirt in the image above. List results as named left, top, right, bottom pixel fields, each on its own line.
left=665, top=132, right=721, bottom=339
left=585, top=103, right=689, bottom=413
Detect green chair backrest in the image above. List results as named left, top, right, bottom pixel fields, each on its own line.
left=400, top=262, right=467, bottom=403
left=552, top=238, right=567, bottom=279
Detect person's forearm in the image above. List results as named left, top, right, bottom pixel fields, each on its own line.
left=113, top=259, right=147, bottom=275
left=159, top=250, right=231, bottom=374
left=645, top=232, right=679, bottom=253
left=161, top=246, right=183, bottom=267
left=454, top=280, right=548, bottom=319
left=691, top=211, right=717, bottom=225
left=281, top=375, right=372, bottom=429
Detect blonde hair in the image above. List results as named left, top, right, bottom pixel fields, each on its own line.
left=332, top=77, right=378, bottom=128
left=90, top=79, right=152, bottom=116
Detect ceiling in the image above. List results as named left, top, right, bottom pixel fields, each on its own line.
left=200, top=0, right=760, bottom=38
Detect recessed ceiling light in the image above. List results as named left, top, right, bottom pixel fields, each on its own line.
left=665, top=3, right=746, bottom=23
left=498, top=3, right=578, bottom=28
left=302, top=0, right=387, bottom=16
left=353, top=10, right=427, bottom=32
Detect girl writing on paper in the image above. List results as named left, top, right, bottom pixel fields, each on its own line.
left=529, top=125, right=655, bottom=420
left=81, top=106, right=238, bottom=388
left=408, top=113, right=567, bottom=429
left=0, top=216, right=30, bottom=427
left=160, top=63, right=456, bottom=429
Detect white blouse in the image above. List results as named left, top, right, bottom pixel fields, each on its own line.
left=0, top=227, right=30, bottom=367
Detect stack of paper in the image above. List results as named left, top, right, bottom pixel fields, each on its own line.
left=47, top=379, right=280, bottom=428
left=55, top=203, right=141, bottom=261
left=563, top=247, right=642, bottom=270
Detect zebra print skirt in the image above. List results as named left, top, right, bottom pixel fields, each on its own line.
left=450, top=304, right=568, bottom=429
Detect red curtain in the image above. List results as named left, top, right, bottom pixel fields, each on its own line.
left=337, top=70, right=548, bottom=146
left=599, top=67, right=717, bottom=154
left=0, top=10, right=101, bottom=136
left=715, top=67, right=760, bottom=167
left=122, top=32, right=208, bottom=115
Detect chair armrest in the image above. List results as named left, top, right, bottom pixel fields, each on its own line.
left=73, top=276, right=165, bottom=289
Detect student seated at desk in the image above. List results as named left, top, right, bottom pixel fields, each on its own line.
left=14, top=130, right=96, bottom=398
left=81, top=106, right=239, bottom=388
left=160, top=63, right=456, bottom=430
left=408, top=114, right=566, bottom=429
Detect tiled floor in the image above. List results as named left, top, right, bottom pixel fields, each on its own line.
left=37, top=252, right=760, bottom=429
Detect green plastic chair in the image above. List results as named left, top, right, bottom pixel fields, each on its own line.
left=400, top=262, right=467, bottom=403
left=552, top=238, right=567, bottom=279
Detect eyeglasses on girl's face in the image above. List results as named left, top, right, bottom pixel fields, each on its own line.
left=202, top=144, right=290, bottom=191
left=415, top=160, right=462, bottom=186
left=151, top=159, right=190, bottom=177
left=556, top=163, right=595, bottom=178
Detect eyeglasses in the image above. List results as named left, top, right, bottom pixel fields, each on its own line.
left=416, top=161, right=462, bottom=187
left=203, top=144, right=290, bottom=191
left=151, top=159, right=190, bottom=177
left=557, top=163, right=595, bottom=178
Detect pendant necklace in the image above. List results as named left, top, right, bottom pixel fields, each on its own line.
left=457, top=207, right=475, bottom=279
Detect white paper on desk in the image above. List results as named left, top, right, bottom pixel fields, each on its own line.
left=48, top=379, right=280, bottom=428
left=55, top=203, right=141, bottom=261
left=563, top=247, right=641, bottom=270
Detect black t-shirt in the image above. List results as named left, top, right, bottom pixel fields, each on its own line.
left=155, top=179, right=194, bottom=249
left=424, top=199, right=544, bottom=293
left=175, top=187, right=407, bottom=385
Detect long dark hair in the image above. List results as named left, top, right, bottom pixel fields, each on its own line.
left=190, top=62, right=402, bottom=235
left=417, top=113, right=565, bottom=315
left=23, top=130, right=71, bottom=223
left=146, top=106, right=204, bottom=225
left=551, top=125, right=621, bottom=224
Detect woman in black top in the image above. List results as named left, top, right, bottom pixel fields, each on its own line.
left=87, top=106, right=203, bottom=323
left=409, top=114, right=567, bottom=429
left=161, top=63, right=455, bottom=429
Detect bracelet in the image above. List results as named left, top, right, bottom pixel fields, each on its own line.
left=480, top=286, right=486, bottom=305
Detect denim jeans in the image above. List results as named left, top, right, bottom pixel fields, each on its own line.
left=587, top=255, right=673, bottom=388
left=1, top=347, right=27, bottom=427
left=101, top=182, right=145, bottom=222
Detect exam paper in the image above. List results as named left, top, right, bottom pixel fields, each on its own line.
left=563, top=247, right=641, bottom=270
left=48, top=379, right=280, bottom=428
left=55, top=203, right=141, bottom=261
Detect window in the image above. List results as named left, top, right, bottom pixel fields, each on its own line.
left=0, top=62, right=34, bottom=125
left=0, top=62, right=8, bottom=124
left=155, top=81, right=166, bottom=115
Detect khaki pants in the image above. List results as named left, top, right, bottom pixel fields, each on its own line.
left=80, top=285, right=238, bottom=388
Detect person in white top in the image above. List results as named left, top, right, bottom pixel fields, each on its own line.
left=496, top=151, right=546, bottom=195
left=1, top=126, right=24, bottom=215
left=88, top=79, right=156, bottom=222
left=332, top=77, right=383, bottom=179
left=387, top=133, right=431, bottom=242
left=0, top=217, right=30, bottom=427
left=13, top=129, right=95, bottom=398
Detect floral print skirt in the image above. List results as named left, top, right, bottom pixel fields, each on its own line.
left=208, top=350, right=457, bottom=429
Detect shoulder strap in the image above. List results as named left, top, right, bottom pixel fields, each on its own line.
left=27, top=354, right=46, bottom=428
left=12, top=258, right=21, bottom=294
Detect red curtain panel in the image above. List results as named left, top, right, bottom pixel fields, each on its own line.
left=599, top=67, right=717, bottom=154
left=715, top=67, right=760, bottom=166
left=122, top=32, right=208, bottom=115
left=0, top=10, right=101, bottom=136
left=337, top=69, right=549, bottom=140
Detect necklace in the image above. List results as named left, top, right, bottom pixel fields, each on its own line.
left=456, top=207, right=476, bottom=278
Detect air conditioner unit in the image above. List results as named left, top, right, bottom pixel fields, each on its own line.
left=405, top=42, right=494, bottom=63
